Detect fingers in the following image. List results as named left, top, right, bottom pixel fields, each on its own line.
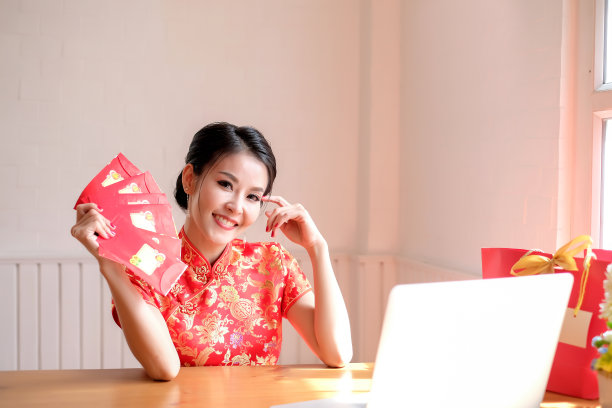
left=262, top=195, right=290, bottom=208
left=75, top=202, right=103, bottom=219
left=263, top=195, right=290, bottom=237
left=265, top=203, right=307, bottom=238
left=72, top=204, right=115, bottom=242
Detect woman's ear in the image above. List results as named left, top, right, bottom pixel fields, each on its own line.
left=182, top=164, right=195, bottom=195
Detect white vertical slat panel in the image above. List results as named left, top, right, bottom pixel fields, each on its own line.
left=0, top=263, right=18, bottom=370
left=356, top=257, right=383, bottom=363
left=18, top=263, right=39, bottom=370
left=278, top=319, right=299, bottom=365
left=39, top=262, right=60, bottom=369
left=295, top=253, right=319, bottom=364
left=101, top=281, right=123, bottom=368
left=380, top=256, right=398, bottom=320
left=60, top=262, right=81, bottom=369
left=279, top=248, right=304, bottom=364
left=81, top=262, right=102, bottom=369
left=278, top=254, right=355, bottom=365
left=333, top=254, right=352, bottom=313
left=333, top=254, right=356, bottom=360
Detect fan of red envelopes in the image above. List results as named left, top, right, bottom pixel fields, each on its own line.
left=74, top=153, right=187, bottom=296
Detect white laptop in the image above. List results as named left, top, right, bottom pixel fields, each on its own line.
left=272, top=273, right=573, bottom=408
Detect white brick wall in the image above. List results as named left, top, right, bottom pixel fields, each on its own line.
left=0, top=1, right=363, bottom=259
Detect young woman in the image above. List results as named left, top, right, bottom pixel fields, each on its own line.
left=71, top=122, right=353, bottom=380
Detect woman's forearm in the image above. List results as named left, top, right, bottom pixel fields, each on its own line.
left=306, top=241, right=353, bottom=367
left=100, top=259, right=180, bottom=380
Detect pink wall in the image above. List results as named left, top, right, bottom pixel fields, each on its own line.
left=399, top=0, right=566, bottom=274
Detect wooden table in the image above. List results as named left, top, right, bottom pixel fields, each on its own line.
left=0, top=363, right=603, bottom=407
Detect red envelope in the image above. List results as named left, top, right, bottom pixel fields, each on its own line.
left=97, top=212, right=186, bottom=296
left=104, top=203, right=178, bottom=237
left=74, top=153, right=142, bottom=208
left=94, top=193, right=170, bottom=208
left=88, top=171, right=163, bottom=201
left=75, top=153, right=186, bottom=295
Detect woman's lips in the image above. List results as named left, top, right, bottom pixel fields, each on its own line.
left=213, top=214, right=238, bottom=230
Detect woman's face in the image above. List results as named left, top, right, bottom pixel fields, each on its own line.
left=183, top=151, right=268, bottom=260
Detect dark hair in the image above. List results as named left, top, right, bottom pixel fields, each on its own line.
left=174, top=122, right=277, bottom=211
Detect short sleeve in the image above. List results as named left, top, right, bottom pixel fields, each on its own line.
left=111, top=266, right=165, bottom=327
left=280, top=246, right=312, bottom=317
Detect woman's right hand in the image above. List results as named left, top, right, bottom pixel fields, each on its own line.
left=72, top=204, right=179, bottom=380
left=71, top=203, right=116, bottom=260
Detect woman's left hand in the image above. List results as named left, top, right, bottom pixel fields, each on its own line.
left=262, top=196, right=324, bottom=250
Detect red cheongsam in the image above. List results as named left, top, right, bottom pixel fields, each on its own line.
left=112, top=228, right=312, bottom=366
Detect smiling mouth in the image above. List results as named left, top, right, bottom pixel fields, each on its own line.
left=214, top=214, right=238, bottom=229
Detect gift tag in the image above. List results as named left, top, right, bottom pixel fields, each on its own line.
left=558, top=308, right=592, bottom=348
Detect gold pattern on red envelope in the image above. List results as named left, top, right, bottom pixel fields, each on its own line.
left=119, top=182, right=142, bottom=194
left=101, top=170, right=124, bottom=187
left=130, top=244, right=167, bottom=276
left=130, top=210, right=156, bottom=232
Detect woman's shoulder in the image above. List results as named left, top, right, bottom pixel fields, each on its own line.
left=231, top=239, right=286, bottom=251
left=230, top=239, right=293, bottom=259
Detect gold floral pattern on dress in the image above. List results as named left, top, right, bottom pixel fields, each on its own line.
left=224, top=350, right=252, bottom=366
left=220, top=286, right=239, bottom=303
left=113, top=229, right=312, bottom=366
left=170, top=283, right=184, bottom=297
left=194, top=311, right=230, bottom=345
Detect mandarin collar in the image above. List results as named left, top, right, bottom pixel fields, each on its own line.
left=179, top=227, right=233, bottom=275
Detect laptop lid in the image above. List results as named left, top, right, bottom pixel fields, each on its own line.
left=367, top=273, right=573, bottom=408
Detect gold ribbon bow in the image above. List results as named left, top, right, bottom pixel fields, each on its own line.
left=510, top=235, right=595, bottom=316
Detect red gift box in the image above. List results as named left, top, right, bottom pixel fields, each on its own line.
left=482, top=237, right=610, bottom=399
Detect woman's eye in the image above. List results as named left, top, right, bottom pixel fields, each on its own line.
left=218, top=180, right=232, bottom=190
left=248, top=194, right=261, bottom=202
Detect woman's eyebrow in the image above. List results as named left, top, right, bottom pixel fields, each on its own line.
left=219, top=171, right=238, bottom=182
left=219, top=171, right=265, bottom=192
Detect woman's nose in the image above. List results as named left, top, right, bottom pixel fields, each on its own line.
left=225, top=196, right=243, bottom=214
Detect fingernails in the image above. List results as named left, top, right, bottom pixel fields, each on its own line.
left=110, top=231, right=116, bottom=237
left=110, top=223, right=117, bottom=230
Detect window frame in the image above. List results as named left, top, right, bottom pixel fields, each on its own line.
left=586, top=0, right=612, bottom=247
